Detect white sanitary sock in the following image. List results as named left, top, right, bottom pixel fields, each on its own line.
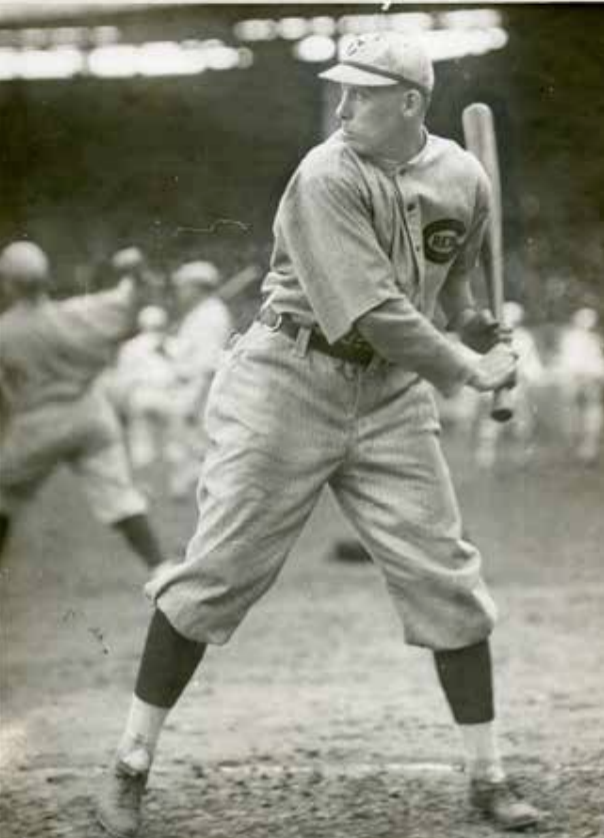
left=458, top=722, right=506, bottom=782
left=117, top=695, right=171, bottom=770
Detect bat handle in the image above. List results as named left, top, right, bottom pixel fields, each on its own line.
left=491, top=386, right=514, bottom=423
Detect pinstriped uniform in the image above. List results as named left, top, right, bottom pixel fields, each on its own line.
left=147, top=131, right=498, bottom=650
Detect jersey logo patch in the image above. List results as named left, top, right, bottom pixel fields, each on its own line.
left=423, top=219, right=466, bottom=264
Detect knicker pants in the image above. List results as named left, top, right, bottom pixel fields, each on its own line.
left=147, top=322, right=497, bottom=650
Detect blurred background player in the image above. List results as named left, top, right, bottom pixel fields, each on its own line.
left=474, top=301, right=545, bottom=467
left=552, top=306, right=604, bottom=464
left=165, top=260, right=233, bottom=499
left=0, top=241, right=166, bottom=572
left=108, top=304, right=177, bottom=475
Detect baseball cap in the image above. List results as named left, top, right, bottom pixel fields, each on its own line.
left=319, top=32, right=434, bottom=93
left=111, top=246, right=145, bottom=274
left=172, top=260, right=220, bottom=289
left=0, top=241, right=50, bottom=285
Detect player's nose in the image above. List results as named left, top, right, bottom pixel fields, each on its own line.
left=336, top=89, right=353, bottom=122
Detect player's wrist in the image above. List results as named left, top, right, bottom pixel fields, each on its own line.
left=466, top=366, right=485, bottom=391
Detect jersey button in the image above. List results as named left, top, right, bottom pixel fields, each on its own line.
left=407, top=203, right=416, bottom=212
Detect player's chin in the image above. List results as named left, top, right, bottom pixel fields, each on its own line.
left=340, top=132, right=367, bottom=154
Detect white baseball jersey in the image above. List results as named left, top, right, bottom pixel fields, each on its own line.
left=110, top=331, right=177, bottom=410
left=263, top=130, right=489, bottom=375
left=555, top=327, right=604, bottom=381
left=169, top=296, right=233, bottom=383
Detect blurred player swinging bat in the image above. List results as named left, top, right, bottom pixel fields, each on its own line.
left=112, top=248, right=262, bottom=303
left=462, top=102, right=514, bottom=422
left=218, top=264, right=262, bottom=302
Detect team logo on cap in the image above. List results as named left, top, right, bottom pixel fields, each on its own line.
left=423, top=219, right=466, bottom=264
left=345, top=34, right=380, bottom=57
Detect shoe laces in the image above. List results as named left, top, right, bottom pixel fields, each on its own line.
left=115, top=763, right=147, bottom=809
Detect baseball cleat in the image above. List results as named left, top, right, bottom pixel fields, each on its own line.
left=96, top=758, right=149, bottom=837
left=469, top=778, right=544, bottom=831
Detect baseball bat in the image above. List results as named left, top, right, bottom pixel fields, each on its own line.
left=218, top=264, right=262, bottom=302
left=462, top=102, right=513, bottom=422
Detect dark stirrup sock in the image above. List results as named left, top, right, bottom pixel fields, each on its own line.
left=135, top=608, right=207, bottom=708
left=113, top=514, right=165, bottom=568
left=433, top=639, right=495, bottom=724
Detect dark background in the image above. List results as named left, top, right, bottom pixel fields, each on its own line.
left=0, top=3, right=602, bottom=318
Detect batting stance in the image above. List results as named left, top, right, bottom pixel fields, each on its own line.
left=97, top=33, right=542, bottom=835
left=0, top=242, right=166, bottom=572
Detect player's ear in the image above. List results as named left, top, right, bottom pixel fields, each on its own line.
left=402, top=88, right=424, bottom=117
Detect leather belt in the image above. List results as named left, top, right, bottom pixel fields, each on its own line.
left=258, top=306, right=375, bottom=366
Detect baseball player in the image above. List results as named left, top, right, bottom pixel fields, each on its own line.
left=97, top=33, right=541, bottom=835
left=108, top=305, right=177, bottom=472
left=164, top=260, right=233, bottom=499
left=0, top=242, right=166, bottom=572
left=552, top=305, right=604, bottom=463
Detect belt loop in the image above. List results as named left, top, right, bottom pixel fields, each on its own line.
left=294, top=325, right=312, bottom=357
left=263, top=306, right=282, bottom=332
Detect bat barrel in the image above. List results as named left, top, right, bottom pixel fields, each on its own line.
left=462, top=102, right=514, bottom=424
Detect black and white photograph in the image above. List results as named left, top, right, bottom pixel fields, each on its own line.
left=0, top=2, right=602, bottom=836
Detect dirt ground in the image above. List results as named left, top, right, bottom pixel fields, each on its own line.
left=1, top=434, right=603, bottom=838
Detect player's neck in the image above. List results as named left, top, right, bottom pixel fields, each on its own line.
left=378, top=125, right=427, bottom=169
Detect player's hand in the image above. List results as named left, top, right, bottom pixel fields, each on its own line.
left=467, top=343, right=517, bottom=392
left=459, top=309, right=511, bottom=353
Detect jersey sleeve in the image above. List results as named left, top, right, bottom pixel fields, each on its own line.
left=276, top=153, right=402, bottom=343
left=357, top=297, right=476, bottom=395
left=58, top=280, right=138, bottom=361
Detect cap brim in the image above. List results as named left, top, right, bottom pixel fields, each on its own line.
left=318, top=64, right=398, bottom=87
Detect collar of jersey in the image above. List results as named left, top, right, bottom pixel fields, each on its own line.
left=372, top=128, right=431, bottom=175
